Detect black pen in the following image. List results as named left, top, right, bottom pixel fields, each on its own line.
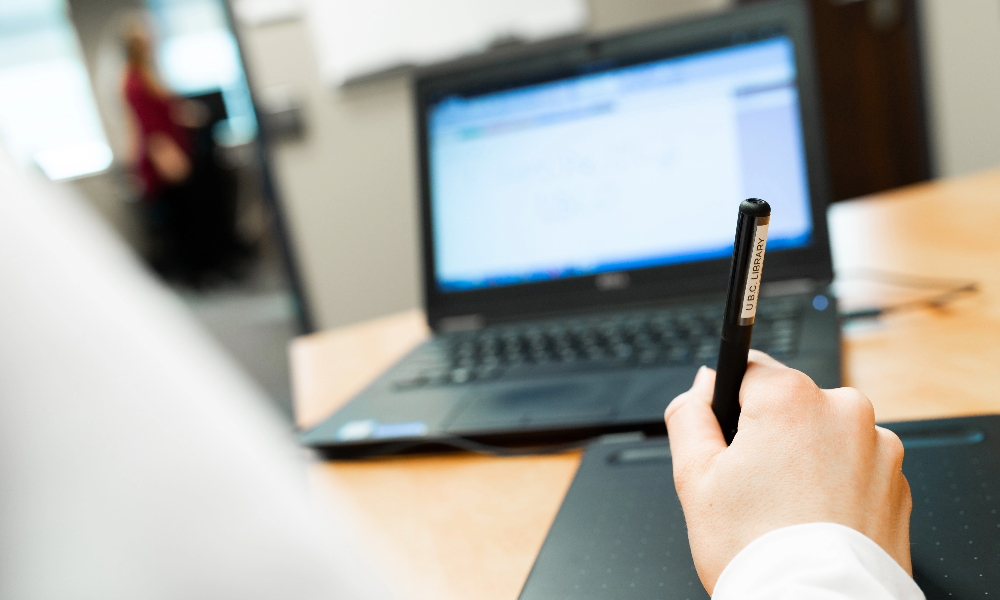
left=712, top=198, right=770, bottom=445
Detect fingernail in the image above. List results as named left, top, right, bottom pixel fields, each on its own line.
left=693, top=365, right=711, bottom=389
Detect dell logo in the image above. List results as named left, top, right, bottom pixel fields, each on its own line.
left=595, top=272, right=630, bottom=291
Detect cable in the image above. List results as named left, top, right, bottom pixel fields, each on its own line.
left=836, top=268, right=978, bottom=322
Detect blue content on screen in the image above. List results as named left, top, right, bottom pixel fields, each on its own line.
left=438, top=231, right=812, bottom=292
left=427, top=36, right=813, bottom=293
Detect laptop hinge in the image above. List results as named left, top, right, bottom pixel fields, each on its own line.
left=761, top=278, right=819, bottom=297
left=437, top=314, right=486, bottom=332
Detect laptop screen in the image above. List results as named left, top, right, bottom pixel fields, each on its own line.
left=426, top=36, right=813, bottom=293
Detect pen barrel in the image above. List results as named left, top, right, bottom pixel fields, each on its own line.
left=712, top=325, right=753, bottom=444
left=722, top=210, right=767, bottom=327
left=711, top=198, right=770, bottom=445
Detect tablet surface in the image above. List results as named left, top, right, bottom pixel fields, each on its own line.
left=520, top=415, right=1000, bottom=600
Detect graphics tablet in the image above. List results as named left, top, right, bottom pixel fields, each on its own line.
left=520, top=415, right=1000, bottom=599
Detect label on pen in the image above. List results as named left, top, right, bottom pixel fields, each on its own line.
left=739, top=219, right=769, bottom=325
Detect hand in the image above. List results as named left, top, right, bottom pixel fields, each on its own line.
left=663, top=350, right=912, bottom=594
left=147, top=132, right=191, bottom=184
left=171, top=99, right=210, bottom=129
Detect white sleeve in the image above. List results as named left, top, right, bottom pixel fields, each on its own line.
left=712, top=523, right=925, bottom=600
left=0, top=151, right=403, bottom=597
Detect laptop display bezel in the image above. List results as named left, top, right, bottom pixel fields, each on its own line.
left=413, top=0, right=832, bottom=330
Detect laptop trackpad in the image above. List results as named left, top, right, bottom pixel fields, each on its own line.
left=445, top=375, right=625, bottom=432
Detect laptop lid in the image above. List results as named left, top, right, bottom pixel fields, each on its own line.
left=414, top=0, right=832, bottom=330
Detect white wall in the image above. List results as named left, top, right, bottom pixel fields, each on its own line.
left=919, top=0, right=1000, bottom=177
left=588, top=0, right=730, bottom=34
left=238, top=0, right=732, bottom=330
left=239, top=26, right=422, bottom=330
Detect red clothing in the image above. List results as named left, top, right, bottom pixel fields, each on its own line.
left=123, top=68, right=191, bottom=197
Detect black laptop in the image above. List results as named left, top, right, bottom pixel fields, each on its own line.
left=301, top=0, right=840, bottom=458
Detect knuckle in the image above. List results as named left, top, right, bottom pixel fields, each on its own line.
left=878, top=426, right=906, bottom=467
left=901, top=478, right=914, bottom=511
left=763, top=367, right=805, bottom=393
left=893, top=471, right=914, bottom=517
left=840, top=388, right=876, bottom=428
left=899, top=473, right=912, bottom=497
left=742, top=367, right=820, bottom=416
left=772, top=368, right=820, bottom=402
left=748, top=349, right=787, bottom=368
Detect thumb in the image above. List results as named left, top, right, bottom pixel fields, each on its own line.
left=664, top=366, right=728, bottom=478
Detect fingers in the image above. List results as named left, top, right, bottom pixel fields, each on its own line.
left=664, top=351, right=812, bottom=480
left=827, top=387, right=877, bottom=431
left=874, top=426, right=905, bottom=473
left=741, top=351, right=821, bottom=416
left=664, top=365, right=713, bottom=421
left=874, top=425, right=913, bottom=575
left=665, top=366, right=728, bottom=480
left=741, top=350, right=792, bottom=395
left=747, top=349, right=786, bottom=369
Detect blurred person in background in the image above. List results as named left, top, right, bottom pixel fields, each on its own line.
left=122, top=21, right=245, bottom=287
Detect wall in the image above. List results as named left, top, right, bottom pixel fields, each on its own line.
left=59, top=0, right=1000, bottom=328
left=917, top=0, right=1000, bottom=178
left=237, top=0, right=732, bottom=330
left=65, top=0, right=146, bottom=248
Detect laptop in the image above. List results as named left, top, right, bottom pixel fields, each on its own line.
left=301, top=0, right=840, bottom=458
left=518, top=414, right=1000, bottom=600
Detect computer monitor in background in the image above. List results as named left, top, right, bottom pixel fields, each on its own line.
left=426, top=36, right=813, bottom=292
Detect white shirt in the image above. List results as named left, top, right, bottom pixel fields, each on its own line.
left=0, top=151, right=924, bottom=599
left=716, top=524, right=925, bottom=599
left=0, top=153, right=401, bottom=598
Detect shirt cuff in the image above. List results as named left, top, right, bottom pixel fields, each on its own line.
left=712, top=522, right=925, bottom=600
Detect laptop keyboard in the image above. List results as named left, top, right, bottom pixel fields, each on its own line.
left=393, top=297, right=803, bottom=390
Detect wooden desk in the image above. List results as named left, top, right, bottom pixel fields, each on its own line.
left=291, top=170, right=1000, bottom=600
